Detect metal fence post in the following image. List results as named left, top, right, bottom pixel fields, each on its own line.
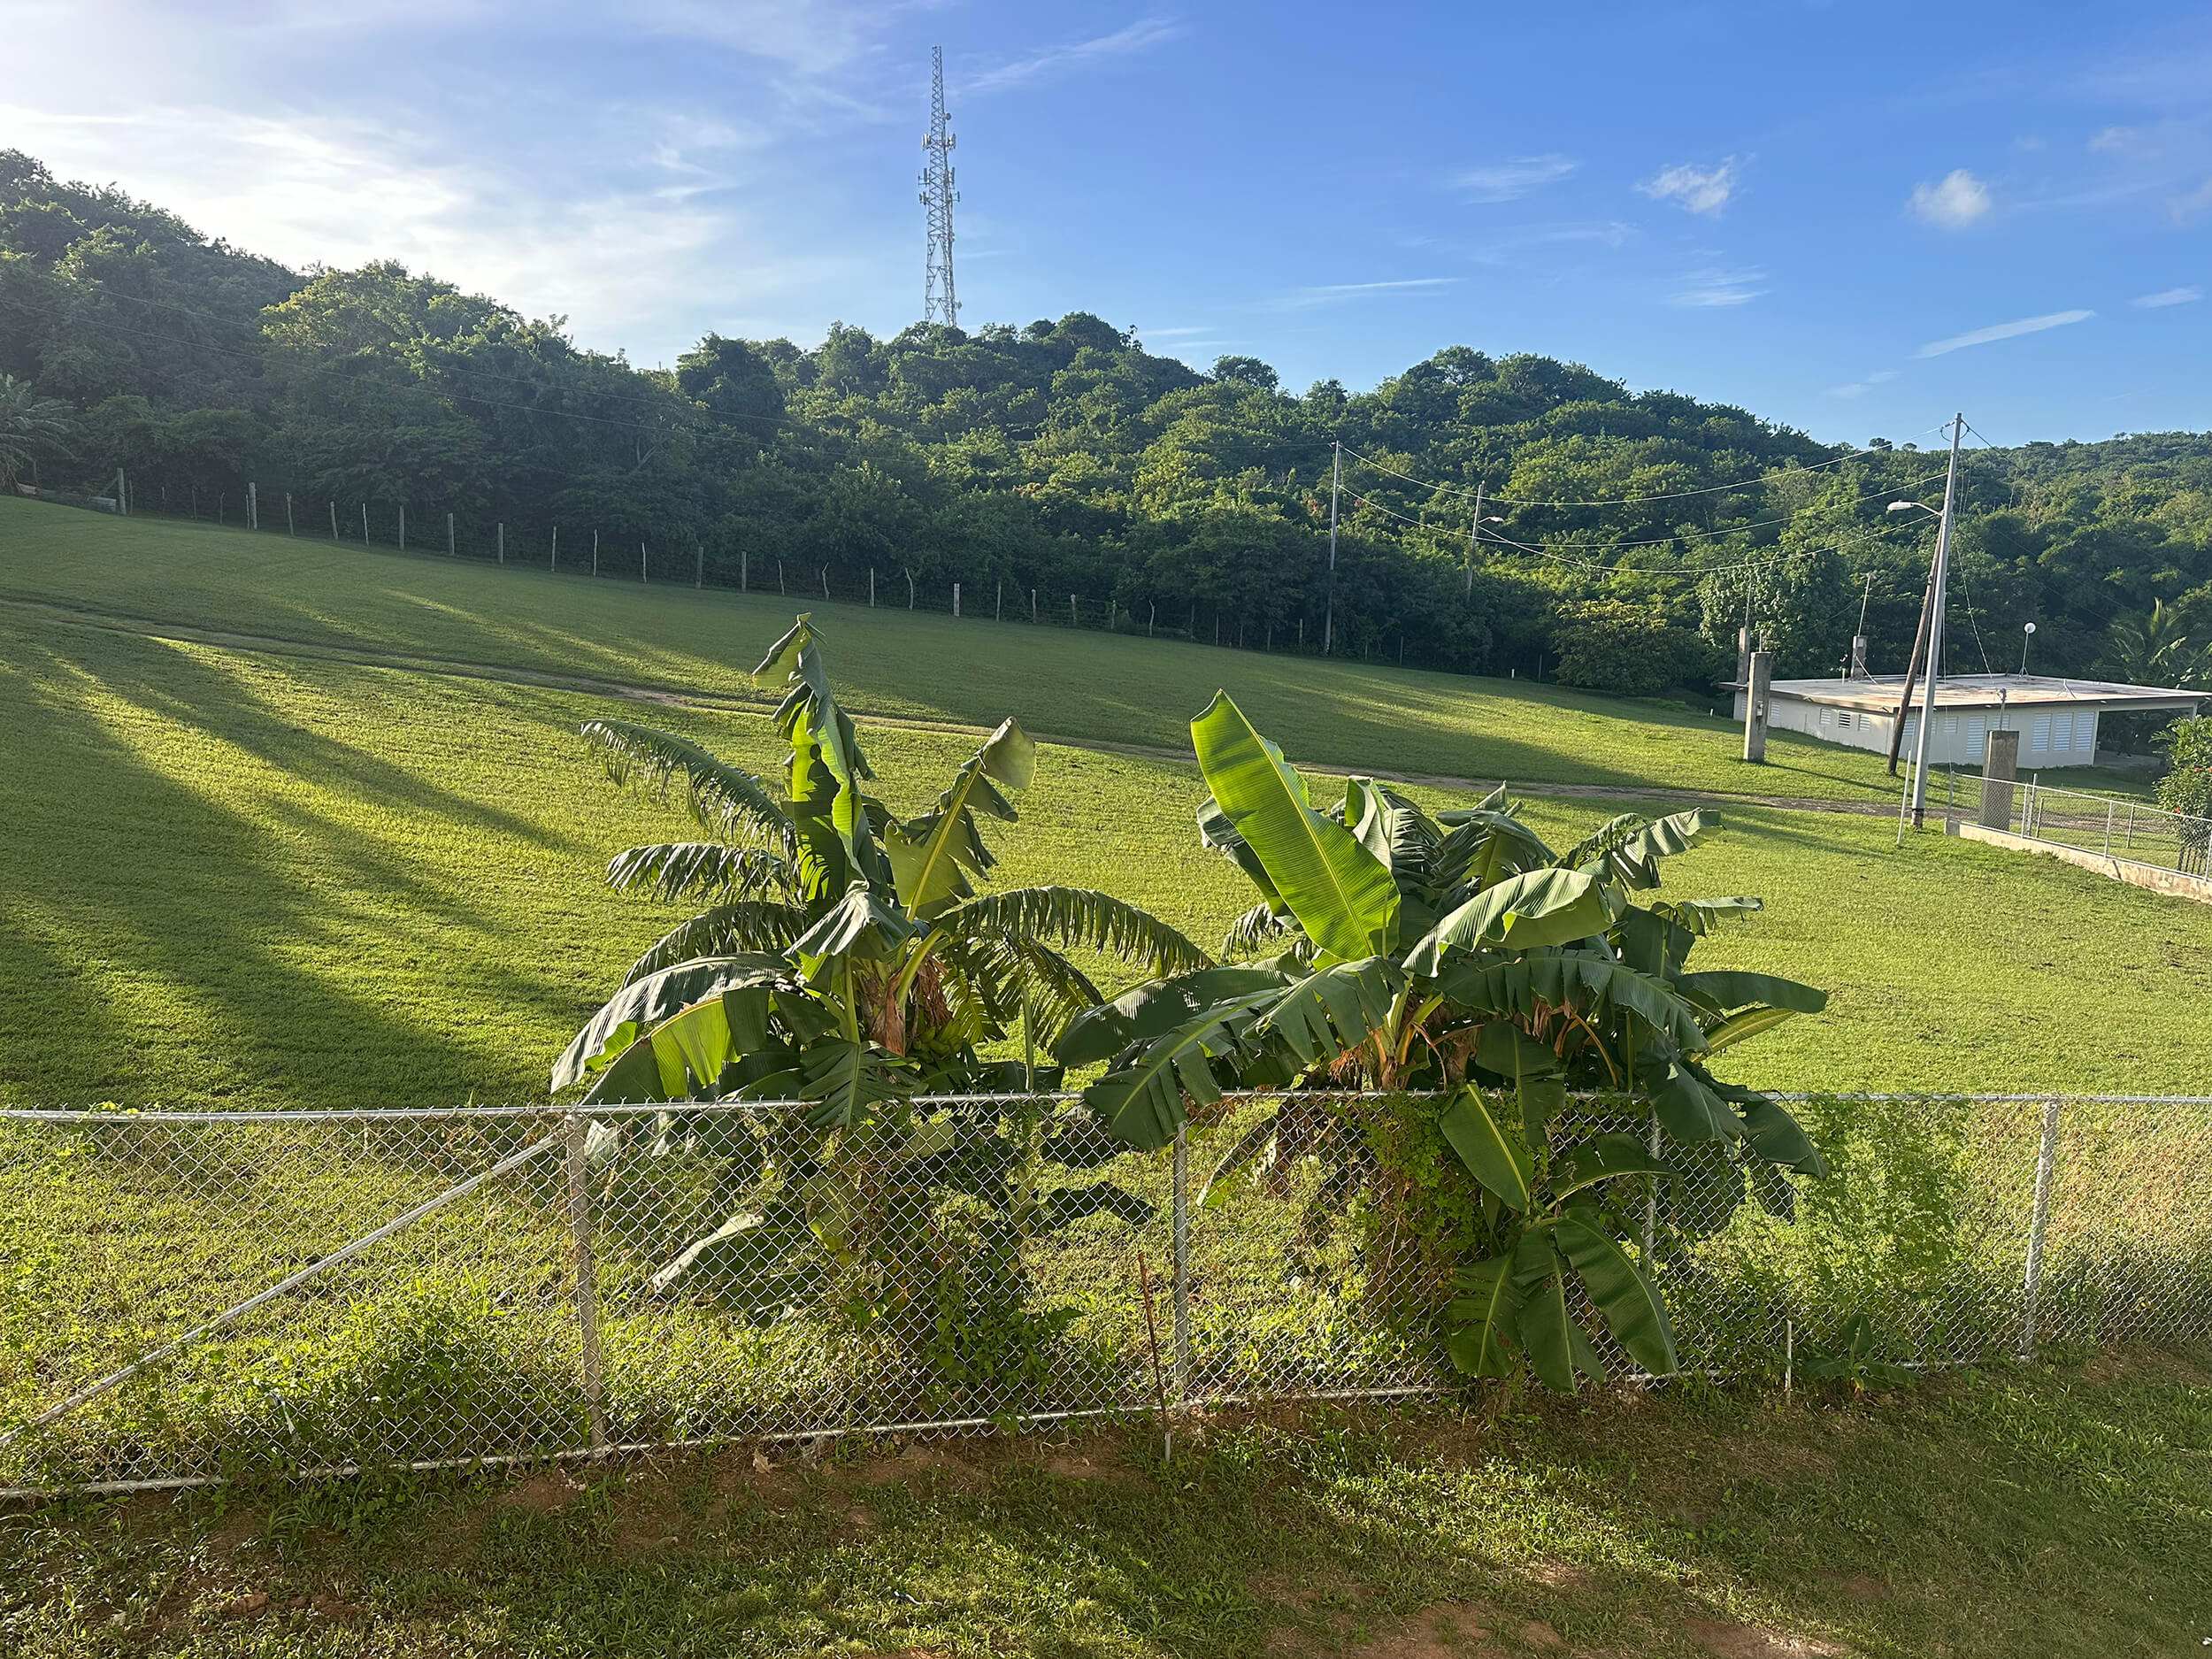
left=564, top=1112, right=611, bottom=1456
left=2020, top=1097, right=2062, bottom=1362
left=1171, top=1125, right=1192, bottom=1401
left=1642, top=1107, right=1660, bottom=1266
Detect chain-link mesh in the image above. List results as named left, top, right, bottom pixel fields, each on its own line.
left=4, top=1094, right=2208, bottom=1496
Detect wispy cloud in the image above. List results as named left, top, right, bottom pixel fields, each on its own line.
left=1466, top=220, right=1633, bottom=265
left=1639, top=158, right=1740, bottom=216
left=1265, top=277, right=1463, bottom=311
left=1827, top=370, right=1900, bottom=399
left=1670, top=266, right=1765, bottom=307
left=1909, top=169, right=1993, bottom=228
left=1915, top=310, right=2093, bottom=357
left=1452, top=154, right=1578, bottom=203
left=965, top=18, right=1185, bottom=95
left=2170, top=177, right=2212, bottom=223
left=2134, top=285, right=2203, bottom=307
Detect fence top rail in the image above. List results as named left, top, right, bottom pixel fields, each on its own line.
left=2019, top=780, right=2208, bottom=828
left=3, top=1090, right=2210, bottom=1127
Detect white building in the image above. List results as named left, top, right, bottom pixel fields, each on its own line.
left=1729, top=672, right=2204, bottom=767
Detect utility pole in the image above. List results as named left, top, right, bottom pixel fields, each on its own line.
left=918, top=47, right=959, bottom=326
left=1736, top=572, right=1755, bottom=687
left=1886, top=559, right=1936, bottom=773
left=1850, top=572, right=1874, bottom=678
left=1323, top=442, right=1341, bottom=654
left=1463, top=480, right=1482, bottom=595
left=1907, top=414, right=1966, bottom=829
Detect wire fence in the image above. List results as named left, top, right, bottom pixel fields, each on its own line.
left=46, top=483, right=1355, bottom=657
left=1978, top=777, right=2212, bottom=876
left=2, top=1092, right=2207, bottom=1498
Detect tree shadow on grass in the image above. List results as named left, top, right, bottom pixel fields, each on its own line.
left=0, top=626, right=587, bottom=1108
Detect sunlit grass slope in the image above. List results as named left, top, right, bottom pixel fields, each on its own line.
left=0, top=495, right=2119, bottom=803
left=4, top=611, right=2208, bottom=1108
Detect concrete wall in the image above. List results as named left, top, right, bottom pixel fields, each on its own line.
left=1949, top=820, right=2212, bottom=904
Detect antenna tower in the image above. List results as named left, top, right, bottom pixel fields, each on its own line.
left=919, top=46, right=959, bottom=326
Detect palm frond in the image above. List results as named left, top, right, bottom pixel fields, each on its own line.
left=936, top=931, right=1103, bottom=1045
left=581, top=720, right=795, bottom=853
left=939, top=887, right=1215, bottom=976
left=604, top=842, right=796, bottom=902
left=1223, top=901, right=1299, bottom=959
left=1559, top=813, right=1651, bottom=872
left=624, top=902, right=810, bottom=985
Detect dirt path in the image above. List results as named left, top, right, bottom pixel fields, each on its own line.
left=5, top=595, right=1905, bottom=818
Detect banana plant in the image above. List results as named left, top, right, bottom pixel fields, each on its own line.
left=1053, top=691, right=1829, bottom=1389
left=550, top=614, right=1209, bottom=1317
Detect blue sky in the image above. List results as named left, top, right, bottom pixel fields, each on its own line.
left=6, top=1, right=2209, bottom=444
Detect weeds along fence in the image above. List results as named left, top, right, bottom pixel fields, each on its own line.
left=2, top=1092, right=2208, bottom=1498
left=28, top=485, right=1398, bottom=661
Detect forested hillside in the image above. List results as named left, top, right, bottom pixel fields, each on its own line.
left=5, top=148, right=2211, bottom=701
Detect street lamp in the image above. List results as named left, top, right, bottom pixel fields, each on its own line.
left=2020, top=620, right=2037, bottom=675
left=1887, top=500, right=1939, bottom=518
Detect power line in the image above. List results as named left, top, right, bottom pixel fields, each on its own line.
left=1340, top=487, right=1911, bottom=579
left=1343, top=462, right=1947, bottom=550
left=1336, top=422, right=1953, bottom=510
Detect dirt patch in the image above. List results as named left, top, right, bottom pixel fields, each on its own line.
left=842, top=1443, right=983, bottom=1492
left=1267, top=1600, right=1500, bottom=1658
left=1036, top=1437, right=1148, bottom=1485
left=1248, top=1567, right=1363, bottom=1614
left=494, top=1471, right=584, bottom=1514
left=1518, top=1621, right=1563, bottom=1649
left=1518, top=1560, right=1594, bottom=1591
left=1816, top=1571, right=1886, bottom=1600
left=1683, top=1617, right=1847, bottom=1656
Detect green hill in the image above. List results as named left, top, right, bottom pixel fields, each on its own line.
left=8, top=142, right=2212, bottom=704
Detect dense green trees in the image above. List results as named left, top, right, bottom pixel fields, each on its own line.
left=8, top=147, right=2212, bottom=702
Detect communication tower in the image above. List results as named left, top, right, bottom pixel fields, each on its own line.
left=919, top=46, right=959, bottom=326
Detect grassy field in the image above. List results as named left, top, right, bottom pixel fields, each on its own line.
left=4, top=607, right=2210, bottom=1108
left=3, top=1348, right=2206, bottom=1657
left=0, top=497, right=2140, bottom=803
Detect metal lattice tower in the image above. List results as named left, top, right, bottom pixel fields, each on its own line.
left=919, top=45, right=958, bottom=326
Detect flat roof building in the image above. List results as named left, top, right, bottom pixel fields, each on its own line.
left=1728, top=672, right=2204, bottom=767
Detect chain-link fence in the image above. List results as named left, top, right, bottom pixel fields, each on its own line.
left=4, top=1093, right=2208, bottom=1497
left=1957, top=773, right=2212, bottom=877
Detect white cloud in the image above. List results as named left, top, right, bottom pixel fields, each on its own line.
left=2089, top=125, right=2147, bottom=155
left=2170, top=177, right=2212, bottom=223
left=1826, top=370, right=1899, bottom=400
left=0, top=95, right=845, bottom=358
left=1909, top=169, right=1993, bottom=228
left=1452, top=155, right=1578, bottom=203
left=2134, top=286, right=2204, bottom=307
left=1915, top=310, right=2094, bottom=357
left=1265, top=278, right=1463, bottom=311
left=1669, top=266, right=1765, bottom=307
left=1638, top=158, right=1740, bottom=216
left=964, top=18, right=1186, bottom=95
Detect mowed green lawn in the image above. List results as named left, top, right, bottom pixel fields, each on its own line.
left=0, top=496, right=2135, bottom=803
left=2, top=607, right=2208, bottom=1108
